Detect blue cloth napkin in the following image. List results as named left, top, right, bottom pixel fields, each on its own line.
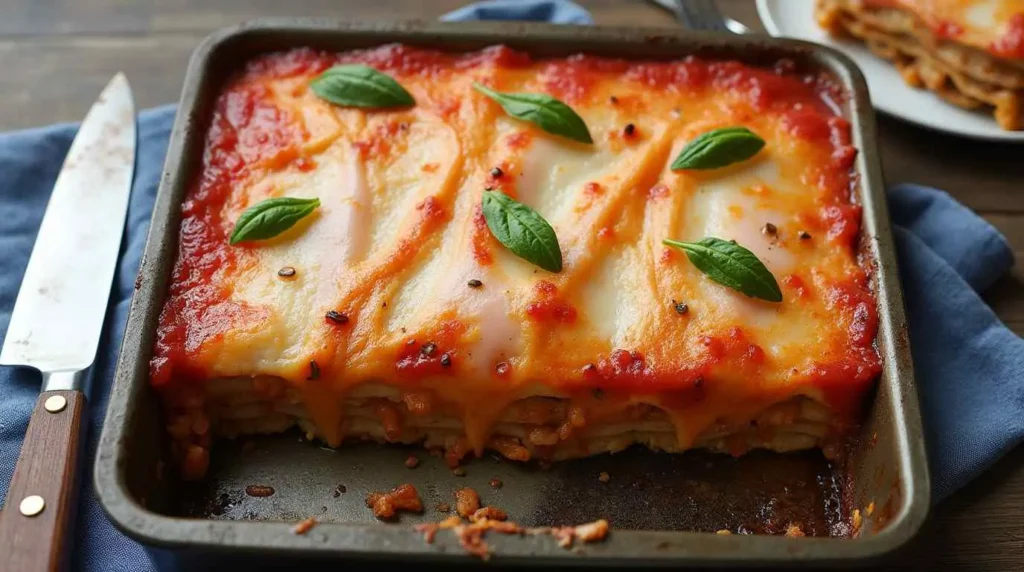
left=0, top=1, right=1021, bottom=570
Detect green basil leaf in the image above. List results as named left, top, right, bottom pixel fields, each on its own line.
left=662, top=237, right=782, bottom=302
left=473, top=83, right=592, bottom=144
left=310, top=65, right=414, bottom=108
left=670, top=126, right=765, bottom=170
left=482, top=190, right=563, bottom=272
left=229, top=197, right=321, bottom=245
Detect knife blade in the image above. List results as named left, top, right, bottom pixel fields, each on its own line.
left=0, top=73, right=135, bottom=572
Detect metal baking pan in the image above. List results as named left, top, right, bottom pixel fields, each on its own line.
left=94, top=19, right=930, bottom=568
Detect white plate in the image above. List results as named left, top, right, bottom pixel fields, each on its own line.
left=756, top=0, right=1024, bottom=142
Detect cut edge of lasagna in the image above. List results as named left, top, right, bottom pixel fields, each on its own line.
left=151, top=45, right=881, bottom=481
left=167, top=378, right=839, bottom=480
left=815, top=0, right=1024, bottom=130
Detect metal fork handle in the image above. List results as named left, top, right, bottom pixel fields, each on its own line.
left=671, top=0, right=751, bottom=34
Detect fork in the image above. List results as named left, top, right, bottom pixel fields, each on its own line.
left=648, top=0, right=751, bottom=34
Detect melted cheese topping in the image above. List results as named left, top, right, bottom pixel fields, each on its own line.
left=866, top=0, right=1024, bottom=58
left=151, top=46, right=880, bottom=452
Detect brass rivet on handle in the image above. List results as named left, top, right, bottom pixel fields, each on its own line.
left=44, top=395, right=67, bottom=413
left=19, top=495, right=45, bottom=517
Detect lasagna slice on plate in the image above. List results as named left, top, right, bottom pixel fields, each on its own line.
left=816, top=0, right=1024, bottom=130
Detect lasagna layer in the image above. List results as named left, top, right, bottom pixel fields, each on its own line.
left=817, top=0, right=1024, bottom=129
left=151, top=45, right=880, bottom=479
left=164, top=378, right=837, bottom=480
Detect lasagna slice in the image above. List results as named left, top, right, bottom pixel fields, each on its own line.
left=816, top=0, right=1024, bottom=130
left=151, top=45, right=880, bottom=480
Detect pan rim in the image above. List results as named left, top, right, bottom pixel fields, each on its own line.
left=93, top=17, right=929, bottom=566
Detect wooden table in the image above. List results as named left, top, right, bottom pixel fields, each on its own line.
left=3, top=1, right=1021, bottom=569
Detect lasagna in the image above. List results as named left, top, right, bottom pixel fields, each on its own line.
left=150, top=45, right=880, bottom=480
left=816, top=0, right=1024, bottom=130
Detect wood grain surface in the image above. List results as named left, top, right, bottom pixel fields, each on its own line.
left=0, top=391, right=86, bottom=572
left=0, top=1, right=1021, bottom=570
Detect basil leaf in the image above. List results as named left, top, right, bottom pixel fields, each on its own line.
left=482, top=190, right=563, bottom=272
left=310, top=65, right=414, bottom=108
left=229, top=197, right=321, bottom=245
left=473, top=83, right=592, bottom=144
left=662, top=237, right=782, bottom=302
left=670, top=126, right=765, bottom=170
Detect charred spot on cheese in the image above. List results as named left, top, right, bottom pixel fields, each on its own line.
left=490, top=167, right=504, bottom=178
left=495, top=361, right=510, bottom=376
left=421, top=342, right=437, bottom=357
left=440, top=353, right=453, bottom=367
left=467, top=279, right=483, bottom=288
left=799, top=230, right=812, bottom=240
left=306, top=360, right=320, bottom=381
left=672, top=300, right=689, bottom=315
left=623, top=123, right=636, bottom=137
left=277, top=266, right=296, bottom=278
left=325, top=310, right=349, bottom=325
left=762, top=223, right=778, bottom=236
left=609, top=95, right=619, bottom=104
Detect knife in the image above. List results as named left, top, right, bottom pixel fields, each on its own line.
left=0, top=73, right=136, bottom=572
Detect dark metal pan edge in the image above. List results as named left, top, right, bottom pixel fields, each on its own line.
left=817, top=37, right=930, bottom=538
left=94, top=18, right=929, bottom=566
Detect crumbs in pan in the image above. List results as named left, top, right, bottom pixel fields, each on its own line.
left=415, top=492, right=609, bottom=560
left=292, top=517, right=318, bottom=535
left=366, top=484, right=424, bottom=519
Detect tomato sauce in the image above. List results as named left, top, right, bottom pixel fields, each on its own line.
left=992, top=13, right=1024, bottom=58
left=526, top=281, right=578, bottom=324
left=151, top=44, right=875, bottom=423
left=934, top=19, right=964, bottom=39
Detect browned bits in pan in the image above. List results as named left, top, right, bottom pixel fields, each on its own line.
left=598, top=472, right=610, bottom=483
left=573, top=519, right=610, bottom=543
left=488, top=477, right=503, bottom=489
left=366, top=484, right=423, bottom=520
left=244, top=485, right=275, bottom=498
left=471, top=506, right=508, bottom=522
left=455, top=487, right=481, bottom=518
left=405, top=455, right=420, bottom=469
left=292, top=517, right=317, bottom=535
left=453, top=466, right=467, bottom=477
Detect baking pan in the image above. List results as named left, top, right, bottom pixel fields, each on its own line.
left=94, top=18, right=930, bottom=567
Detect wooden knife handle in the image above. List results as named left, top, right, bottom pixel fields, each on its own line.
left=0, top=390, right=86, bottom=572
